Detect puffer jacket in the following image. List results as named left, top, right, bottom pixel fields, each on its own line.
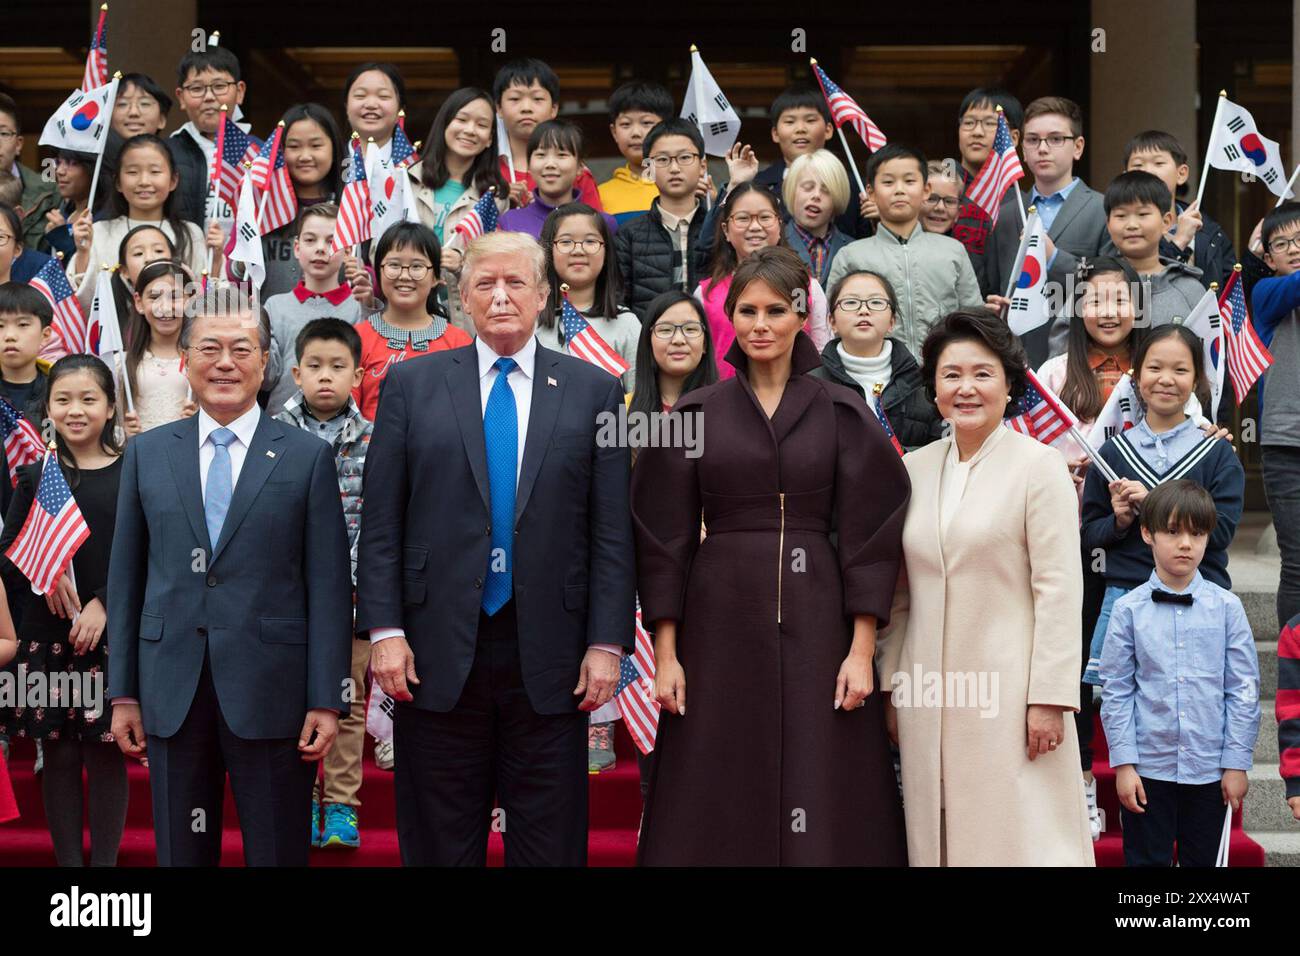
left=807, top=337, right=944, bottom=452
left=275, top=393, right=371, bottom=586
left=614, top=197, right=711, bottom=322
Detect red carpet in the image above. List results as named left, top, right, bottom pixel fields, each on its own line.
left=0, top=714, right=1266, bottom=866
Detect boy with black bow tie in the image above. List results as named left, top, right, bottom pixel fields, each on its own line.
left=1099, top=479, right=1260, bottom=866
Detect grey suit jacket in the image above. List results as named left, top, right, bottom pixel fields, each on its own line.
left=106, top=411, right=354, bottom=739
left=985, top=180, right=1115, bottom=362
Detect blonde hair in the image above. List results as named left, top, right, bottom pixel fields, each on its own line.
left=782, top=149, right=851, bottom=218
left=459, top=230, right=549, bottom=295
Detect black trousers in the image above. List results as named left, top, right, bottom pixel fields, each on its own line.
left=147, top=650, right=316, bottom=866
left=1119, top=777, right=1225, bottom=867
left=1263, top=445, right=1300, bottom=630
left=393, top=600, right=589, bottom=866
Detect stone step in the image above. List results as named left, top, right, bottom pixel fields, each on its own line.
left=1256, top=699, right=1279, bottom=764
left=1246, top=830, right=1300, bottom=867
left=1241, top=590, right=1279, bottom=645
left=1259, top=642, right=1278, bottom=700
left=1243, top=764, right=1295, bottom=832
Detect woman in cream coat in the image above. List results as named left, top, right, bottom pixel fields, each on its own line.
left=878, top=309, right=1094, bottom=867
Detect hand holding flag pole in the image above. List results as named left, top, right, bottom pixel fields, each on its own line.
left=206, top=104, right=230, bottom=277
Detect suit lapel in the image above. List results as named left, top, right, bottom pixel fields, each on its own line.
left=1047, top=182, right=1090, bottom=241
left=166, top=415, right=210, bottom=553
left=515, top=348, right=564, bottom=525
left=448, top=352, right=490, bottom=511
left=212, top=413, right=285, bottom=563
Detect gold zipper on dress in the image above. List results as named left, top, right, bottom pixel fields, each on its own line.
left=777, top=492, right=785, bottom=625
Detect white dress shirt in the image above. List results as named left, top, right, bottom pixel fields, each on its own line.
left=372, top=335, right=619, bottom=658
left=198, top=403, right=263, bottom=502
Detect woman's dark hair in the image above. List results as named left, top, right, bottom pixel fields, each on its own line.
left=124, top=258, right=191, bottom=401
left=827, top=269, right=899, bottom=317
left=373, top=220, right=444, bottom=316
left=109, top=135, right=192, bottom=264
left=280, top=103, right=346, bottom=201
left=1131, top=322, right=1206, bottom=411
left=724, top=245, right=811, bottom=319
left=420, top=87, right=509, bottom=198
left=920, top=308, right=1029, bottom=409
left=118, top=73, right=173, bottom=118
left=111, top=224, right=176, bottom=344
left=0, top=202, right=22, bottom=253
left=1139, top=478, right=1217, bottom=536
left=43, top=353, right=123, bottom=483
left=538, top=203, right=621, bottom=332
left=344, top=61, right=406, bottom=112
left=710, top=182, right=785, bottom=283
left=628, top=290, right=717, bottom=420
left=1061, top=256, right=1145, bottom=422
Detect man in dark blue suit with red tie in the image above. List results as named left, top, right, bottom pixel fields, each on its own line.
left=357, top=231, right=636, bottom=866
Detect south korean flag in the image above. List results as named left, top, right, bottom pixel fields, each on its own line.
left=366, top=139, right=418, bottom=245
left=681, top=47, right=741, bottom=157
left=231, top=172, right=265, bottom=293
left=1207, top=97, right=1293, bottom=199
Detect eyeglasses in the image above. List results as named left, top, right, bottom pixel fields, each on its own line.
left=647, top=152, right=701, bottom=169
left=652, top=321, right=705, bottom=340
left=834, top=296, right=892, bottom=315
left=923, top=196, right=959, bottom=210
left=381, top=261, right=432, bottom=281
left=729, top=211, right=779, bottom=228
left=959, top=117, right=1000, bottom=132
left=0, top=234, right=13, bottom=248
left=1267, top=235, right=1300, bottom=254
left=181, top=80, right=234, bottom=98
left=0, top=130, right=17, bottom=141
left=1022, top=134, right=1076, bottom=150
left=551, top=238, right=605, bottom=254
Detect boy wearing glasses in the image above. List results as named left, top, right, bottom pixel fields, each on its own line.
left=1252, top=203, right=1300, bottom=631
left=614, top=120, right=713, bottom=322
left=167, top=45, right=255, bottom=227
left=921, top=160, right=963, bottom=237
left=0, top=94, right=58, bottom=250
left=952, top=88, right=1022, bottom=263
left=986, top=96, right=1110, bottom=364
left=826, top=144, right=983, bottom=357
left=262, top=204, right=367, bottom=416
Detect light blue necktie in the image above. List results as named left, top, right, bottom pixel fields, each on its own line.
left=482, top=357, right=518, bottom=615
left=205, top=427, right=237, bottom=549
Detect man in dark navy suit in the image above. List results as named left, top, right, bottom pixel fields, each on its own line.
left=357, top=231, right=636, bottom=866
left=107, top=287, right=353, bottom=866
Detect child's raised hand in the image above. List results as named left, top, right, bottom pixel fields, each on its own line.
left=724, top=143, right=758, bottom=186
left=204, top=221, right=225, bottom=251
left=1116, top=765, right=1146, bottom=813
left=507, top=180, right=530, bottom=208
left=1221, top=768, right=1248, bottom=810
left=1173, top=200, right=1203, bottom=250
left=1110, top=479, right=1135, bottom=529
left=349, top=267, right=374, bottom=308
left=694, top=172, right=717, bottom=204
left=441, top=247, right=463, bottom=274
left=1249, top=217, right=1266, bottom=257
left=342, top=253, right=365, bottom=284
left=859, top=193, right=878, bottom=220
left=1124, top=484, right=1148, bottom=510
left=123, top=410, right=143, bottom=436
left=984, top=293, right=1010, bottom=314
left=72, top=208, right=94, bottom=250
left=45, top=208, right=67, bottom=230
left=44, top=572, right=81, bottom=619
left=179, top=399, right=198, bottom=419
left=1201, top=421, right=1234, bottom=444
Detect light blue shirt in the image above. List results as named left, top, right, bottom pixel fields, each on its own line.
left=1028, top=176, right=1080, bottom=234
left=1099, top=570, right=1260, bottom=784
left=1129, top=415, right=1203, bottom=475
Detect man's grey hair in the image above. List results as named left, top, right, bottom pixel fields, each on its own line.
left=181, top=284, right=271, bottom=351
left=459, top=231, right=549, bottom=295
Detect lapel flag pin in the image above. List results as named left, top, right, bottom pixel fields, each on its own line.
left=266, top=450, right=276, bottom=458
left=547, top=376, right=558, bottom=387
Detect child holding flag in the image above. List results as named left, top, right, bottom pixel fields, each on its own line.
left=536, top=203, right=640, bottom=393
left=0, top=354, right=127, bottom=866
left=122, top=260, right=197, bottom=434
left=497, top=122, right=618, bottom=240
left=167, top=44, right=250, bottom=227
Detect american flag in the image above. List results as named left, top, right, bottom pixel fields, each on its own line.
left=81, top=4, right=108, bottom=92
left=558, top=293, right=629, bottom=378
left=212, top=110, right=257, bottom=212
left=810, top=61, right=886, bottom=152
left=390, top=121, right=419, bottom=171
left=330, top=135, right=371, bottom=254
left=249, top=123, right=297, bottom=234
left=616, top=606, right=660, bottom=755
left=0, top=396, right=44, bottom=488
left=1219, top=266, right=1272, bottom=403
left=5, top=448, right=91, bottom=596
left=1005, top=368, right=1078, bottom=448
left=872, top=384, right=904, bottom=456
left=29, top=257, right=87, bottom=352
left=967, top=109, right=1024, bottom=228
left=453, top=188, right=499, bottom=243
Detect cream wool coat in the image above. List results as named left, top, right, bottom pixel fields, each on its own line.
left=877, top=428, right=1095, bottom=866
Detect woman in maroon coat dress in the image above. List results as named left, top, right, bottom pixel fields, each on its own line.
left=631, top=246, right=910, bottom=865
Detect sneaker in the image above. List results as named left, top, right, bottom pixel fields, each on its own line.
left=321, top=803, right=360, bottom=848
left=374, top=739, right=394, bottom=771
left=311, top=798, right=322, bottom=848
left=1085, top=776, right=1102, bottom=841
left=588, top=721, right=616, bottom=773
